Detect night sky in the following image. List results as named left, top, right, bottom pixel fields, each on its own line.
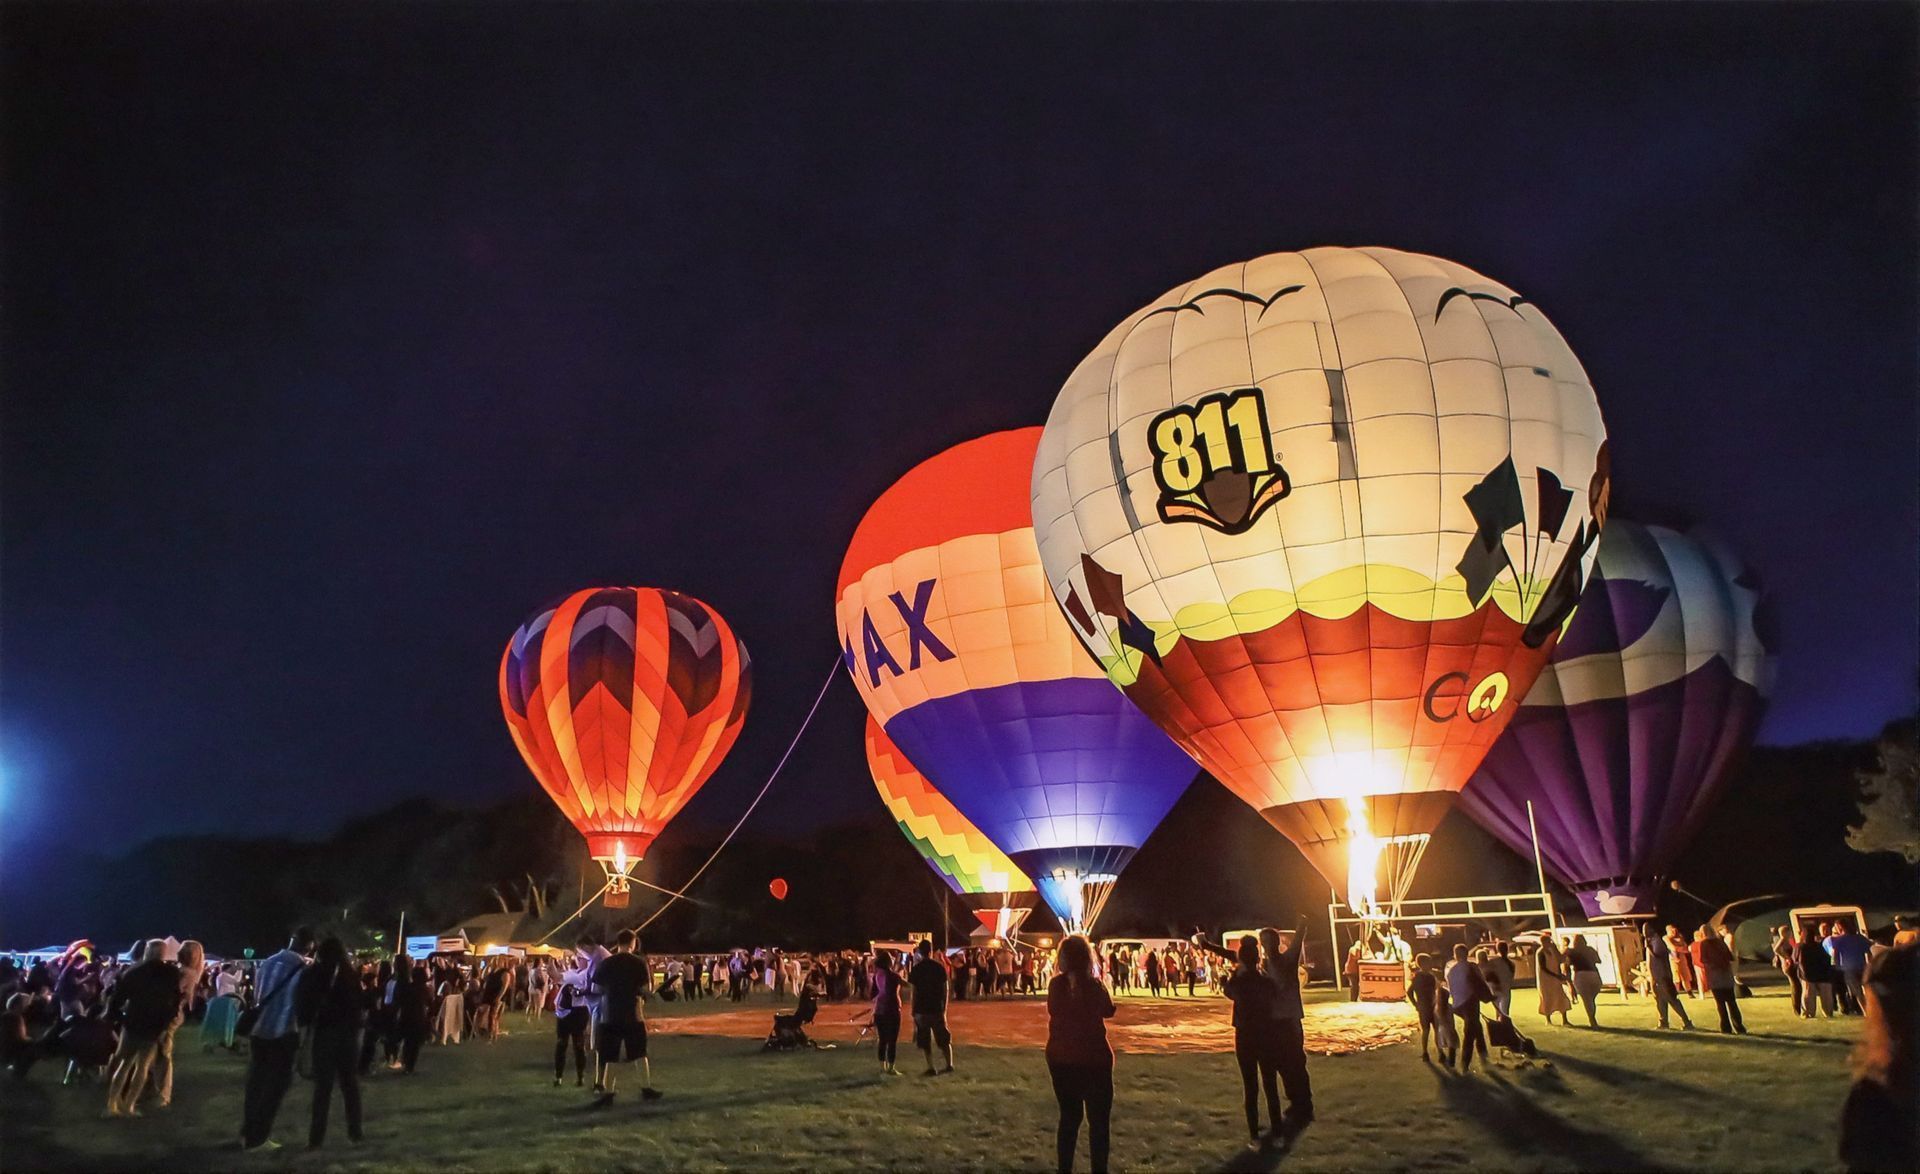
left=3, top=3, right=1914, bottom=903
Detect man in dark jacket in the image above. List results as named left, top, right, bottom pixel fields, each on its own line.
left=103, top=941, right=182, bottom=1117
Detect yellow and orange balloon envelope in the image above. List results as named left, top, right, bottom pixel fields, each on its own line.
left=500, top=587, right=751, bottom=869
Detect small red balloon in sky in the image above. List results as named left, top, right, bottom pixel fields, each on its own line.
left=768, top=877, right=789, bottom=901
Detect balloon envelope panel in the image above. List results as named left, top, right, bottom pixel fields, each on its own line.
left=1457, top=521, right=1775, bottom=919
left=837, top=428, right=1196, bottom=922
left=500, top=587, right=751, bottom=864
left=865, top=716, right=1034, bottom=899
left=1031, top=247, right=1609, bottom=888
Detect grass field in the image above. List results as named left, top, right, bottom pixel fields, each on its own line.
left=0, top=985, right=1861, bottom=1172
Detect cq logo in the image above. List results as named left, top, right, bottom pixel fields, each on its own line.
left=1421, top=671, right=1510, bottom=724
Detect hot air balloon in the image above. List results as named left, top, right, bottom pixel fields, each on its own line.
left=1456, top=520, right=1775, bottom=920
left=865, top=716, right=1038, bottom=939
left=1031, top=247, right=1609, bottom=917
left=500, top=587, right=751, bottom=899
left=837, top=428, right=1197, bottom=934
left=768, top=877, right=789, bottom=901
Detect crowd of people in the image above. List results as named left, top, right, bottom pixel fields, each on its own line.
left=2, top=913, right=1911, bottom=1171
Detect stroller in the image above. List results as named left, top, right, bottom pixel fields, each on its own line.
left=1486, top=1014, right=1540, bottom=1060
left=762, top=990, right=826, bottom=1051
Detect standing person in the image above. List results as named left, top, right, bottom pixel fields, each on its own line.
left=869, top=951, right=905, bottom=1076
left=1644, top=924, right=1696, bottom=1031
left=1481, top=943, right=1515, bottom=1021
left=1252, top=921, right=1314, bottom=1125
left=146, top=939, right=203, bottom=1109
left=1828, top=922, right=1873, bottom=1017
left=586, top=930, right=661, bottom=1106
left=1839, top=944, right=1916, bottom=1173
left=1892, top=916, right=1919, bottom=949
left=480, top=958, right=513, bottom=1042
left=1143, top=950, right=1162, bottom=998
left=1564, top=935, right=1604, bottom=1028
left=1797, top=924, right=1840, bottom=1019
left=391, top=963, right=432, bottom=1073
left=1045, top=935, right=1115, bottom=1174
left=1343, top=939, right=1363, bottom=1003
left=527, top=958, right=549, bottom=1021
left=552, top=967, right=590, bottom=1088
left=1408, top=953, right=1442, bottom=1062
left=1218, top=937, right=1281, bottom=1144
left=240, top=927, right=314, bottom=1152
left=1445, top=944, right=1491, bottom=1073
left=1666, top=925, right=1699, bottom=997
left=1534, top=937, right=1574, bottom=1026
left=103, top=941, right=182, bottom=1117
left=1774, top=925, right=1805, bottom=1016
left=1694, top=926, right=1746, bottom=1034
left=295, top=938, right=364, bottom=1149
left=355, top=964, right=386, bottom=1073
left=202, top=963, right=243, bottom=1052
left=906, top=940, right=954, bottom=1077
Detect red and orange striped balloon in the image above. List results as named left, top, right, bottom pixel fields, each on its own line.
left=500, top=587, right=751, bottom=869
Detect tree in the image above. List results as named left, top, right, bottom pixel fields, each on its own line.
left=1848, top=718, right=1920, bottom=865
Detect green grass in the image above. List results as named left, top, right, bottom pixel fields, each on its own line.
left=1, top=988, right=1861, bottom=1172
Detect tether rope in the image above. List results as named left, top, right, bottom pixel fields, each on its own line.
left=636, top=656, right=843, bottom=931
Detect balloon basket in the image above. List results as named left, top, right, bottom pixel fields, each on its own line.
left=603, top=873, right=632, bottom=909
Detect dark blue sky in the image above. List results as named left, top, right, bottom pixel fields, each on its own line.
left=3, top=2, right=1914, bottom=873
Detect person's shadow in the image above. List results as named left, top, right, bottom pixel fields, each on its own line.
left=1215, top=1117, right=1309, bottom=1173
left=1428, top=1063, right=1659, bottom=1170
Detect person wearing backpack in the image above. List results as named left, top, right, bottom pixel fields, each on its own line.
left=240, top=927, right=315, bottom=1152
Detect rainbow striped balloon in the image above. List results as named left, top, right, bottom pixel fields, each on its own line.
left=836, top=428, right=1195, bottom=933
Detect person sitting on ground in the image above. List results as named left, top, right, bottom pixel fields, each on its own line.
left=1839, top=944, right=1915, bottom=1173
left=53, top=1003, right=119, bottom=1085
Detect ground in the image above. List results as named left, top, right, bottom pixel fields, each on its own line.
left=0, top=984, right=1860, bottom=1172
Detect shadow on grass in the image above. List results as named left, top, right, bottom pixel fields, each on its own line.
left=1429, top=1064, right=1658, bottom=1171
left=1215, top=1116, right=1309, bottom=1173
left=558, top=1065, right=876, bottom=1123
left=1598, top=1025, right=1849, bottom=1049
left=1542, top=1051, right=1742, bottom=1101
